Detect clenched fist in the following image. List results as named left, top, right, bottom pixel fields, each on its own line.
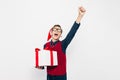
left=76, top=6, right=86, bottom=23
left=79, top=6, right=86, bottom=16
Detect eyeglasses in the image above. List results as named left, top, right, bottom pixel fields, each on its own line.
left=52, top=28, right=62, bottom=32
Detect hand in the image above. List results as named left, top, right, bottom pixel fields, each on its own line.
left=35, top=66, right=44, bottom=70
left=76, top=6, right=86, bottom=23
left=78, top=6, right=86, bottom=17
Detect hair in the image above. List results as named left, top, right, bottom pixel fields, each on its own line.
left=52, top=24, right=63, bottom=33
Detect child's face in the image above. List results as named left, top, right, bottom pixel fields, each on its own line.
left=50, top=26, right=62, bottom=41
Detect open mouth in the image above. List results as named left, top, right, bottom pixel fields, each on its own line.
left=54, top=33, right=58, bottom=36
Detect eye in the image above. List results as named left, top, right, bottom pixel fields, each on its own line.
left=52, top=28, right=62, bottom=32
left=57, top=29, right=61, bottom=32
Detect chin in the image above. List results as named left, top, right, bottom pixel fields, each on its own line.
left=55, top=38, right=59, bottom=40
left=53, top=38, right=59, bottom=40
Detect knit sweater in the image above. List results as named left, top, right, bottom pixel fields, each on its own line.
left=44, top=21, right=80, bottom=75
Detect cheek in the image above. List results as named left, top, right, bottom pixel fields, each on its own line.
left=50, top=32, right=54, bottom=36
left=58, top=34, right=61, bottom=37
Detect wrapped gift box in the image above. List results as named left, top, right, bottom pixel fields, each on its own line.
left=35, top=49, right=58, bottom=67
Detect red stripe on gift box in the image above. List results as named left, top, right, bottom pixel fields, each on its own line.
left=50, top=50, right=54, bottom=66
left=35, top=48, right=40, bottom=67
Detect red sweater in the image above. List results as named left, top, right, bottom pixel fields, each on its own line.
left=44, top=22, right=80, bottom=75
left=45, top=41, right=66, bottom=75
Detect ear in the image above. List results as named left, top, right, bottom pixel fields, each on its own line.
left=47, top=29, right=52, bottom=41
left=50, top=29, right=52, bottom=36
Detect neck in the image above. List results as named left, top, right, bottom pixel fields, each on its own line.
left=51, top=39, right=59, bottom=42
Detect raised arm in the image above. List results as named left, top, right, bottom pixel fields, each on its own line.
left=76, top=6, right=86, bottom=24
left=62, top=7, right=86, bottom=53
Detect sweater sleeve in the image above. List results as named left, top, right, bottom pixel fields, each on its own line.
left=62, top=21, right=80, bottom=53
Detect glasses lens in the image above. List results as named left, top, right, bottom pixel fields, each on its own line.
left=53, top=28, right=62, bottom=32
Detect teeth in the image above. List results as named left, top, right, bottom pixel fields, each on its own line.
left=54, top=34, right=58, bottom=36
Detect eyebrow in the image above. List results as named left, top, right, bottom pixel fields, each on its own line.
left=53, top=27, right=61, bottom=29
left=54, top=28, right=61, bottom=29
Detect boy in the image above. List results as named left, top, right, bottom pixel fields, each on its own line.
left=37, top=6, right=86, bottom=80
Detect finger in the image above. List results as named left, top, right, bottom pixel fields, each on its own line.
left=80, top=7, right=86, bottom=12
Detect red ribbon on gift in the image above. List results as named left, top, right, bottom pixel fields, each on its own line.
left=50, top=50, right=54, bottom=66
left=35, top=48, right=54, bottom=66
left=45, top=47, right=54, bottom=66
left=35, top=48, right=40, bottom=68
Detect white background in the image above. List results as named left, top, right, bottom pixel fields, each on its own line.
left=0, top=0, right=120, bottom=80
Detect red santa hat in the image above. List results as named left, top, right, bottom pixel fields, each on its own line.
left=47, top=28, right=52, bottom=41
